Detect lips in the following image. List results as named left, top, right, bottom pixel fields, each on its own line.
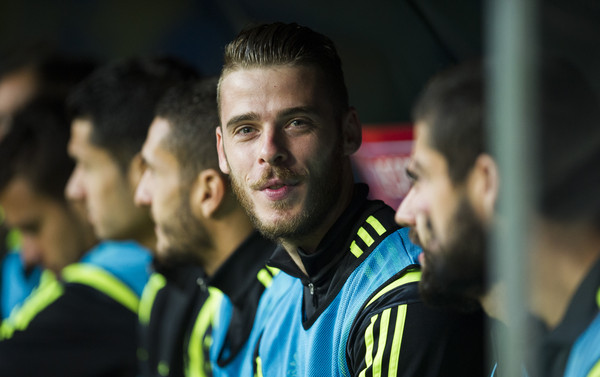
left=258, top=178, right=300, bottom=201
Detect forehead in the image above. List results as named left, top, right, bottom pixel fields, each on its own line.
left=219, top=65, right=325, bottom=120
left=69, top=118, right=116, bottom=163
left=143, top=118, right=178, bottom=165
left=411, top=121, right=449, bottom=175
left=0, top=177, right=48, bottom=224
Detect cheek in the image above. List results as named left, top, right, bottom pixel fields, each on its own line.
left=429, top=191, right=459, bottom=238
left=155, top=190, right=175, bottom=216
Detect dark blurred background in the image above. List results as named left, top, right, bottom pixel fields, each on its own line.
left=1, top=0, right=598, bottom=123
left=0, top=0, right=489, bottom=123
left=1, top=0, right=598, bottom=209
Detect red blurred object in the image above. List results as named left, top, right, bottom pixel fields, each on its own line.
left=351, top=123, right=414, bottom=210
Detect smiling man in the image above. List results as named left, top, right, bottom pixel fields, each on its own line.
left=216, top=22, right=486, bottom=376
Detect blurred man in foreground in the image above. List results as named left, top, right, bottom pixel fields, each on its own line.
left=0, top=98, right=146, bottom=376
left=395, top=59, right=600, bottom=376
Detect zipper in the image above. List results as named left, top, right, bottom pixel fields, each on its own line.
left=196, top=277, right=207, bottom=292
left=308, top=282, right=318, bottom=307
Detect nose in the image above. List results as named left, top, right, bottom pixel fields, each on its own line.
left=134, top=170, right=152, bottom=207
left=20, top=235, right=43, bottom=270
left=65, top=165, right=86, bottom=201
left=258, top=127, right=287, bottom=165
left=395, top=187, right=418, bottom=227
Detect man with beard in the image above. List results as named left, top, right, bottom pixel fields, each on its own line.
left=216, top=22, right=487, bottom=376
left=395, top=60, right=600, bottom=376
left=134, top=78, right=277, bottom=377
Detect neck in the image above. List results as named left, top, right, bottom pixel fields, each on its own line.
left=202, top=208, right=254, bottom=277
left=530, top=219, right=600, bottom=329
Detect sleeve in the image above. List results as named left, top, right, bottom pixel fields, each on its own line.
left=346, top=281, right=489, bottom=377
left=0, top=282, right=139, bottom=377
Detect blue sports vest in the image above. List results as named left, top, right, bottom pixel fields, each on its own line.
left=563, top=288, right=600, bottom=377
left=1, top=251, right=42, bottom=319
left=0, top=240, right=151, bottom=340
left=211, top=266, right=290, bottom=377
left=77, top=240, right=152, bottom=297
left=253, top=227, right=421, bottom=376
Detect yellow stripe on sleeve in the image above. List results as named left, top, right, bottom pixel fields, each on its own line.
left=357, top=227, right=375, bottom=247
left=365, top=270, right=421, bottom=309
left=186, top=287, right=223, bottom=377
left=372, top=308, right=392, bottom=377
left=359, top=314, right=379, bottom=377
left=61, top=263, right=140, bottom=313
left=366, top=216, right=386, bottom=236
left=138, top=273, right=166, bottom=324
left=388, top=305, right=407, bottom=375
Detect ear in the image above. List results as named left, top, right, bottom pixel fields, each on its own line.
left=467, top=154, right=499, bottom=222
left=190, top=169, right=226, bottom=219
left=216, top=127, right=230, bottom=174
left=127, top=153, right=145, bottom=190
left=341, top=107, right=362, bottom=156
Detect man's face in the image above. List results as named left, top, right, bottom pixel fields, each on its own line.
left=396, top=122, right=486, bottom=308
left=66, top=119, right=152, bottom=241
left=0, top=178, right=91, bottom=274
left=216, top=66, right=346, bottom=244
left=135, top=118, right=210, bottom=264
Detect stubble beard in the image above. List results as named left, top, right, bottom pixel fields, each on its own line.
left=416, top=196, right=488, bottom=311
left=157, top=186, right=212, bottom=268
left=228, top=150, right=344, bottom=245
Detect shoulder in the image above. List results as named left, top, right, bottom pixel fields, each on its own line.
left=77, top=241, right=152, bottom=297
left=347, top=268, right=488, bottom=376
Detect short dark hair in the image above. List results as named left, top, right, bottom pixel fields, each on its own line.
left=415, top=58, right=600, bottom=222
left=0, top=98, right=73, bottom=202
left=155, top=77, right=221, bottom=182
left=218, top=22, right=349, bottom=116
left=413, top=61, right=485, bottom=184
left=67, top=56, right=199, bottom=171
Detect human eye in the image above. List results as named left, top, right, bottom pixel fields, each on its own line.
left=21, top=221, right=40, bottom=235
left=286, top=118, right=312, bottom=133
left=405, top=167, right=418, bottom=184
left=233, top=125, right=257, bottom=139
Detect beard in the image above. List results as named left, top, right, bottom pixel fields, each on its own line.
left=228, top=143, right=344, bottom=244
left=415, top=196, right=488, bottom=311
left=156, top=187, right=212, bottom=268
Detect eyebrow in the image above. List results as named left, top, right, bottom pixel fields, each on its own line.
left=225, top=112, right=260, bottom=129
left=225, top=106, right=321, bottom=130
left=278, top=106, right=319, bottom=119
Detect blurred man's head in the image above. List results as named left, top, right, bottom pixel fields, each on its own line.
left=396, top=62, right=490, bottom=309
left=65, top=57, right=198, bottom=248
left=136, top=78, right=221, bottom=264
left=396, top=58, right=600, bottom=309
left=0, top=99, right=96, bottom=274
